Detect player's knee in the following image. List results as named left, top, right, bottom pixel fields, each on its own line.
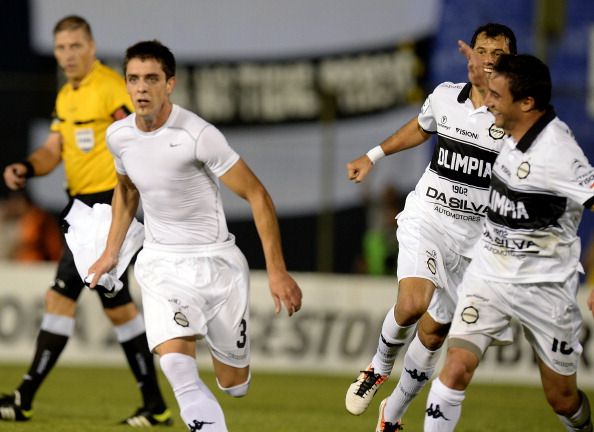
left=45, top=289, right=76, bottom=315
left=103, top=302, right=139, bottom=325
left=545, top=388, right=579, bottom=416
left=217, top=374, right=251, bottom=398
left=395, top=300, right=426, bottom=325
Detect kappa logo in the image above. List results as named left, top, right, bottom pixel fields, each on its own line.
left=426, top=403, right=449, bottom=420
left=488, top=124, right=505, bottom=140
left=174, top=312, right=189, bottom=327
left=188, top=420, right=215, bottom=431
left=517, top=161, right=531, bottom=179
left=405, top=368, right=430, bottom=383
left=461, top=306, right=479, bottom=324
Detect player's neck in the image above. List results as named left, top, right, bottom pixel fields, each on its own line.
left=136, top=101, right=173, bottom=132
left=510, top=110, right=546, bottom=142
left=469, top=85, right=487, bottom=109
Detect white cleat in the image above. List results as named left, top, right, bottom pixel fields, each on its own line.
left=345, top=364, right=388, bottom=415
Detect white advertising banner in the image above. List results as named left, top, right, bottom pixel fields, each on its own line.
left=1, top=263, right=593, bottom=387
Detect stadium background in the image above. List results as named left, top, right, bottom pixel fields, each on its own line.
left=1, top=0, right=594, bottom=398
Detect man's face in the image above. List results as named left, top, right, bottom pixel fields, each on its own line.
left=473, top=33, right=510, bottom=73
left=125, top=58, right=174, bottom=119
left=53, top=29, right=96, bottom=83
left=485, top=72, right=519, bottom=132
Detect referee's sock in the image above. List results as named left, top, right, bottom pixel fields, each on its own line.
left=18, top=314, right=74, bottom=410
left=116, top=315, right=167, bottom=413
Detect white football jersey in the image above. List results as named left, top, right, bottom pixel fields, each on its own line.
left=469, top=108, right=594, bottom=283
left=410, top=82, right=505, bottom=257
left=106, top=104, right=240, bottom=245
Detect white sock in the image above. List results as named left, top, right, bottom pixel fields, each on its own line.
left=371, top=306, right=416, bottom=376
left=424, top=378, right=465, bottom=432
left=384, top=334, right=441, bottom=422
left=160, top=353, right=227, bottom=432
left=558, top=391, right=593, bottom=431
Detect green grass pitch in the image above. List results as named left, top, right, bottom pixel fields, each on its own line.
left=0, top=363, right=591, bottom=431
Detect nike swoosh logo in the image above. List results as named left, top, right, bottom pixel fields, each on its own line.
left=169, top=143, right=182, bottom=147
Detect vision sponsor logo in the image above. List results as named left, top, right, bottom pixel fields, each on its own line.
left=427, top=187, right=488, bottom=215
left=455, top=127, right=478, bottom=140
left=437, top=148, right=492, bottom=178
left=489, top=189, right=529, bottom=220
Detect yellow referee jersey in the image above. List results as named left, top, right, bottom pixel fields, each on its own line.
left=50, top=60, right=133, bottom=196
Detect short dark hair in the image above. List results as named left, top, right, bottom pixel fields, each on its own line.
left=53, top=15, right=93, bottom=40
left=493, top=54, right=551, bottom=110
left=124, top=40, right=176, bottom=80
left=470, top=23, right=517, bottom=55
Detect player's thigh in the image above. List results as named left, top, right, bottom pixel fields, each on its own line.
left=395, top=277, right=436, bottom=324
left=417, top=312, right=451, bottom=350
left=212, top=357, right=250, bottom=388
left=520, top=275, right=583, bottom=377
left=537, top=356, right=580, bottom=413
left=449, top=273, right=513, bottom=345
left=205, top=249, right=250, bottom=373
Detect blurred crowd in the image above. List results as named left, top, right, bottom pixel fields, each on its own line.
left=0, top=191, right=63, bottom=262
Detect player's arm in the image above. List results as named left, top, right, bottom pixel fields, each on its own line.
left=87, top=173, right=140, bottom=288
left=220, top=159, right=302, bottom=316
left=3, top=132, right=62, bottom=190
left=346, top=116, right=430, bottom=183
left=458, top=40, right=489, bottom=98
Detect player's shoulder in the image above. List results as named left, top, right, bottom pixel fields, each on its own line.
left=93, top=62, right=126, bottom=88
left=170, top=105, right=213, bottom=140
left=106, top=115, right=134, bottom=139
left=432, top=81, right=467, bottom=95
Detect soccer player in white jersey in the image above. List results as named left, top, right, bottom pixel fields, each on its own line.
left=423, top=54, right=594, bottom=431
left=345, top=23, right=517, bottom=431
left=87, top=40, right=303, bottom=432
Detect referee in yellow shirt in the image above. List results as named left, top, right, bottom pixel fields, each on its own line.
left=2, top=15, right=171, bottom=427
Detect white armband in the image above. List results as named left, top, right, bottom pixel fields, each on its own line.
left=366, top=145, right=386, bottom=165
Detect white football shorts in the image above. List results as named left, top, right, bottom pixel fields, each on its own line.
left=449, top=271, right=583, bottom=376
left=135, top=236, right=251, bottom=368
left=396, top=205, right=471, bottom=324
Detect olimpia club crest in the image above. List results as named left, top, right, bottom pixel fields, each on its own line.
left=488, top=124, right=505, bottom=140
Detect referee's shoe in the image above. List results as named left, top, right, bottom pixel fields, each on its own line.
left=121, top=406, right=173, bottom=427
left=0, top=391, right=33, bottom=421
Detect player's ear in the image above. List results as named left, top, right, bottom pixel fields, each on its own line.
left=520, top=96, right=536, bottom=113
left=166, top=76, right=176, bottom=95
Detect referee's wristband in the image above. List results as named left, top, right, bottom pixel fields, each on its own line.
left=366, top=145, right=386, bottom=165
left=20, top=160, right=35, bottom=178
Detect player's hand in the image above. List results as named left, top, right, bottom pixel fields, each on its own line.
left=588, top=289, right=594, bottom=317
left=346, top=155, right=374, bottom=183
left=268, top=271, right=302, bottom=317
left=3, top=163, right=28, bottom=190
left=458, top=40, right=489, bottom=94
left=87, top=253, right=118, bottom=289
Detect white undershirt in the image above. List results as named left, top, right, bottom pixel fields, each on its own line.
left=106, top=104, right=240, bottom=245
